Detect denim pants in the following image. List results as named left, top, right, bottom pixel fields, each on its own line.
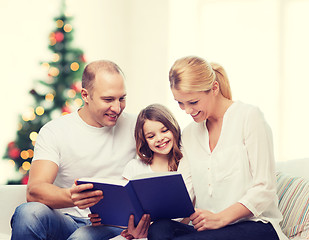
left=11, top=202, right=123, bottom=240
left=148, top=219, right=280, bottom=240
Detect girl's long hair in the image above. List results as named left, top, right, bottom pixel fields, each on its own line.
left=135, top=104, right=183, bottom=171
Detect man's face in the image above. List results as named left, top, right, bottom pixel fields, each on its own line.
left=83, top=71, right=126, bottom=127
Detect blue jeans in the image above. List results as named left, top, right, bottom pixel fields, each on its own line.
left=148, top=219, right=279, bottom=240
left=11, top=202, right=123, bottom=240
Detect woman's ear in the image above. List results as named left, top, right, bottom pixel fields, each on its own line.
left=212, top=81, right=220, bottom=95
left=80, top=88, right=89, bottom=103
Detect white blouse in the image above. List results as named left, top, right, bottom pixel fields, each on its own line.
left=178, top=101, right=288, bottom=240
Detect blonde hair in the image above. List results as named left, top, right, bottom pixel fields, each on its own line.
left=169, top=56, right=232, bottom=100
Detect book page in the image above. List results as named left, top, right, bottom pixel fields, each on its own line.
left=132, top=171, right=179, bottom=180
left=78, top=177, right=128, bottom=186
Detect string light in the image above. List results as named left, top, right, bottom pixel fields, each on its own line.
left=67, top=89, right=76, bottom=98
left=29, top=132, right=38, bottom=141
left=35, top=106, right=45, bottom=116
left=8, top=159, right=15, bottom=167
left=63, top=24, right=72, bottom=32
left=41, top=62, right=50, bottom=69
left=19, top=167, right=27, bottom=174
left=22, top=161, right=31, bottom=171
left=49, top=67, right=60, bottom=77
left=74, top=98, right=83, bottom=107
left=52, top=53, right=60, bottom=62
left=56, top=19, right=64, bottom=28
left=49, top=32, right=56, bottom=46
left=45, top=93, right=54, bottom=102
left=22, top=108, right=36, bottom=121
left=20, top=150, right=30, bottom=160
left=27, top=149, right=34, bottom=158
left=70, top=62, right=79, bottom=71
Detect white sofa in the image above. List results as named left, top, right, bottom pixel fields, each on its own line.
left=0, top=158, right=308, bottom=240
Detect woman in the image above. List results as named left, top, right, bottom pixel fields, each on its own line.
left=148, top=56, right=288, bottom=240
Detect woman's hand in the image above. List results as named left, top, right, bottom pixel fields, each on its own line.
left=121, top=214, right=151, bottom=239
left=190, top=209, right=225, bottom=231
left=70, top=181, right=103, bottom=209
left=89, top=213, right=102, bottom=226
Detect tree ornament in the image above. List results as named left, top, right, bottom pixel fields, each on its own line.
left=55, top=31, right=64, bottom=42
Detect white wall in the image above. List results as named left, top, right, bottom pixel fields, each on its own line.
left=1, top=0, right=308, bottom=183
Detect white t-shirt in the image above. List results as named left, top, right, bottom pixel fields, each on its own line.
left=33, top=110, right=137, bottom=217
left=122, top=158, right=153, bottom=180
left=180, top=101, right=288, bottom=240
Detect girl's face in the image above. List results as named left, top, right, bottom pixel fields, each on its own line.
left=171, top=88, right=214, bottom=123
left=143, top=120, right=174, bottom=157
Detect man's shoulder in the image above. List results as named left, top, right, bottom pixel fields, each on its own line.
left=40, top=111, right=77, bottom=132
left=119, top=112, right=137, bottom=121
left=117, top=112, right=137, bottom=127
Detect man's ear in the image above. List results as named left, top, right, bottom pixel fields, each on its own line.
left=81, top=88, right=89, bottom=104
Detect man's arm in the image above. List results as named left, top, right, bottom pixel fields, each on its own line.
left=27, top=160, right=74, bottom=209
left=27, top=160, right=103, bottom=209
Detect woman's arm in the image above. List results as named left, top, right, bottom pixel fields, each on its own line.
left=190, top=202, right=252, bottom=231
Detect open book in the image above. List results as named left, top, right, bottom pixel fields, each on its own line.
left=77, top=172, right=194, bottom=227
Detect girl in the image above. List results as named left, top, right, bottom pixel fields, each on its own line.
left=91, top=103, right=188, bottom=240
left=122, top=103, right=182, bottom=180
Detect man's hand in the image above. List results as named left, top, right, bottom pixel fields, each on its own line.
left=70, top=181, right=103, bottom=209
left=121, top=214, right=151, bottom=239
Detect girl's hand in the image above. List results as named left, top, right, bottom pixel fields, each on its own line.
left=190, top=209, right=225, bottom=231
left=121, top=214, right=151, bottom=239
left=89, top=213, right=102, bottom=226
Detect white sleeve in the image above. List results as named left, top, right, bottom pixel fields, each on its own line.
left=122, top=159, right=137, bottom=180
left=177, top=150, right=195, bottom=203
left=238, top=107, right=278, bottom=217
left=32, top=124, right=60, bottom=165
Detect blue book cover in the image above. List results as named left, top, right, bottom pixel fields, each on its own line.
left=77, top=172, right=194, bottom=227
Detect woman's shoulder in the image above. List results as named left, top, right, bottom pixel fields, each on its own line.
left=232, top=101, right=264, bottom=118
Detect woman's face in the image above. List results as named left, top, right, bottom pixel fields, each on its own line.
left=172, top=88, right=214, bottom=123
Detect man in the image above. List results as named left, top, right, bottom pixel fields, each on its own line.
left=11, top=60, right=149, bottom=240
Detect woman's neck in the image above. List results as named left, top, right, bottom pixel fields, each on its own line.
left=208, top=96, right=233, bottom=123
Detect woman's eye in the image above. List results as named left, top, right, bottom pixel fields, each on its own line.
left=162, top=128, right=169, bottom=133
left=190, top=101, right=198, bottom=105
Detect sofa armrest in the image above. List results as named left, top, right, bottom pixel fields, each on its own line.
left=0, top=185, right=27, bottom=236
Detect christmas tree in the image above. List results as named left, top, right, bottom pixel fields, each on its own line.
left=2, top=4, right=86, bottom=184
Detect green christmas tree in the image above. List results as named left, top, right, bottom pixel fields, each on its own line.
left=2, top=5, right=86, bottom=184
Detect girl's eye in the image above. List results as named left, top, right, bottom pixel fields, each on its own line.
left=162, top=128, right=169, bottom=133
left=147, top=135, right=154, bottom=139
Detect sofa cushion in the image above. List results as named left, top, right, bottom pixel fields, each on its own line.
left=276, top=172, right=309, bottom=239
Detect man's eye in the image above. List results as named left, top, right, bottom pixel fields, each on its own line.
left=120, top=97, right=126, bottom=102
